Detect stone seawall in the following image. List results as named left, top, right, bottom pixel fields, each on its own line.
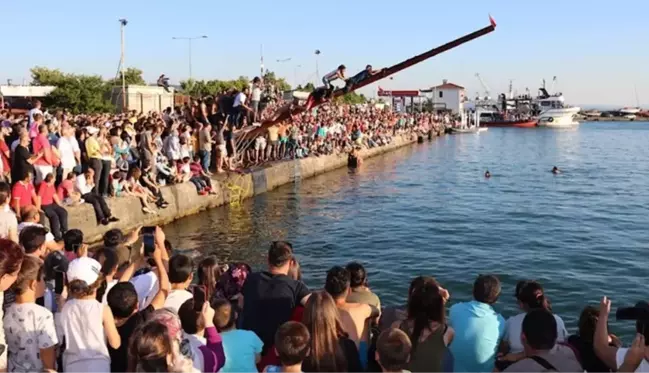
left=68, top=131, right=440, bottom=243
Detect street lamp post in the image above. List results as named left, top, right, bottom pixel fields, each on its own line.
left=118, top=18, right=128, bottom=112
left=314, top=50, right=321, bottom=85
left=294, top=65, right=301, bottom=89
left=171, top=35, right=208, bottom=81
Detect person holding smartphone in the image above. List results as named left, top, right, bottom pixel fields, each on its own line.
left=106, top=230, right=170, bottom=373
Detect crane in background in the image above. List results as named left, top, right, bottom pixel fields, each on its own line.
left=475, top=73, right=491, bottom=101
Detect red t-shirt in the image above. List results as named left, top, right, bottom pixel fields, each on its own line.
left=0, top=140, right=10, bottom=173
left=37, top=182, right=56, bottom=206
left=57, top=179, right=74, bottom=200
left=32, top=134, right=52, bottom=166
left=11, top=182, right=35, bottom=208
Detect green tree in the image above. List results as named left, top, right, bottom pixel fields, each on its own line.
left=106, top=67, right=146, bottom=86
left=29, top=67, right=115, bottom=113
left=262, top=70, right=291, bottom=91
left=337, top=92, right=367, bottom=105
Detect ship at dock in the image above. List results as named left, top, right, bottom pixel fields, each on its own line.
left=474, top=77, right=580, bottom=128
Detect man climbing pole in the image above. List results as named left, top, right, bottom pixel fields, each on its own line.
left=322, top=64, right=346, bottom=90
left=344, top=65, right=385, bottom=93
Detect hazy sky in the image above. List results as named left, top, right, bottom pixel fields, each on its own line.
left=3, top=0, right=648, bottom=107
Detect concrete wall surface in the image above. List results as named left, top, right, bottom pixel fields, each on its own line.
left=67, top=132, right=434, bottom=243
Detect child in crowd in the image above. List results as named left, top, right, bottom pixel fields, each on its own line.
left=190, top=154, right=217, bottom=194
left=178, top=298, right=226, bottom=372
left=375, top=328, right=412, bottom=373
left=163, top=253, right=194, bottom=313
left=57, top=172, right=82, bottom=206
left=60, top=256, right=121, bottom=372
left=62, top=229, right=83, bottom=262
left=4, top=256, right=59, bottom=373
left=263, top=321, right=311, bottom=373
left=178, top=156, right=209, bottom=195
left=107, top=242, right=170, bottom=373
left=213, top=298, right=263, bottom=373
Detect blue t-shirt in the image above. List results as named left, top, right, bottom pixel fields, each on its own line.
left=449, top=300, right=505, bottom=373
left=220, top=329, right=264, bottom=373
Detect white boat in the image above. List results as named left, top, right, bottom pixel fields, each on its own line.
left=620, top=107, right=641, bottom=115
left=449, top=109, right=488, bottom=133
left=533, top=86, right=580, bottom=128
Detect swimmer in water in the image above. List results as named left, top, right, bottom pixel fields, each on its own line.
left=552, top=166, right=561, bottom=174
left=485, top=170, right=491, bottom=178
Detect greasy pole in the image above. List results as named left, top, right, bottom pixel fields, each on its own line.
left=243, top=16, right=496, bottom=140
left=333, top=16, right=497, bottom=97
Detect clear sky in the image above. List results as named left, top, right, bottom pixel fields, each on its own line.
left=3, top=0, right=648, bottom=107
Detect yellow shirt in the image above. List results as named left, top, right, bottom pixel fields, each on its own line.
left=85, top=136, right=101, bottom=159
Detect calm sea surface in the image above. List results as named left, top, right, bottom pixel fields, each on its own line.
left=164, top=121, right=649, bottom=337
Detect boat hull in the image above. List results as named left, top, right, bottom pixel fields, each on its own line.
left=483, top=119, right=537, bottom=128
left=537, top=107, right=580, bottom=127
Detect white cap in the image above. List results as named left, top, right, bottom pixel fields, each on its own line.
left=67, top=257, right=101, bottom=286
left=85, top=126, right=99, bottom=135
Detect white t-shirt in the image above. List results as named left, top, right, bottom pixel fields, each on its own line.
left=130, top=271, right=158, bottom=309
left=56, top=136, right=80, bottom=170
left=27, top=108, right=43, bottom=126
left=233, top=92, right=247, bottom=108
left=75, top=175, right=93, bottom=195
left=60, top=298, right=110, bottom=371
left=4, top=302, right=58, bottom=372
left=102, top=279, right=117, bottom=304
left=617, top=348, right=649, bottom=372
left=504, top=312, right=568, bottom=353
left=17, top=222, right=55, bottom=242
left=183, top=333, right=206, bottom=372
left=0, top=209, right=17, bottom=240
left=163, top=289, right=193, bottom=314
left=251, top=87, right=262, bottom=102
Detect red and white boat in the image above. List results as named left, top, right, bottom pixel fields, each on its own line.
left=479, top=111, right=537, bottom=128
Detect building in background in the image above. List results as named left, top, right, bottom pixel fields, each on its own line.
left=111, top=85, right=174, bottom=113
left=422, top=80, right=465, bottom=114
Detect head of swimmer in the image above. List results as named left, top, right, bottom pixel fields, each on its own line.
left=484, top=170, right=491, bottom=178
left=552, top=166, right=560, bottom=174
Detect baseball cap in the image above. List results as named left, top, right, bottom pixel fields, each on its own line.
left=43, top=251, right=69, bottom=281
left=67, top=257, right=101, bottom=286
left=85, top=126, right=99, bottom=135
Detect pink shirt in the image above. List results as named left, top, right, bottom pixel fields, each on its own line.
left=32, top=134, right=52, bottom=166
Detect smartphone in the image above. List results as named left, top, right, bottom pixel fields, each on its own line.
left=193, top=285, right=206, bottom=312
left=141, top=226, right=156, bottom=256
left=54, top=271, right=65, bottom=295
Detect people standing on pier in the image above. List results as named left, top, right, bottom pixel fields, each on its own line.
left=449, top=274, right=505, bottom=372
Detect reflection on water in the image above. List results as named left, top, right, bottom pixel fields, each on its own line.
left=165, top=122, right=649, bottom=337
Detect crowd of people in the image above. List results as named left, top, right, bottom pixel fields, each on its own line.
left=0, top=227, right=645, bottom=373
left=0, top=83, right=437, bottom=241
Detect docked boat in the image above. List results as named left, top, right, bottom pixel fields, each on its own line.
left=534, top=86, right=580, bottom=127
left=449, top=110, right=488, bottom=134
left=620, top=107, right=640, bottom=115
left=479, top=112, right=537, bottom=128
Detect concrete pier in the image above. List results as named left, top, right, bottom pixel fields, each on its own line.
left=66, top=131, right=442, bottom=243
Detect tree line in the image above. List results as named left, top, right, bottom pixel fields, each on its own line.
left=28, top=66, right=367, bottom=113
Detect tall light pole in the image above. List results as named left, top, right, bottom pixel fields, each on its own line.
left=119, top=18, right=128, bottom=112
left=314, top=49, right=321, bottom=85
left=294, top=65, right=301, bottom=89
left=172, top=35, right=208, bottom=81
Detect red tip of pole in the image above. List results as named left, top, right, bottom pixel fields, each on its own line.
left=489, top=14, right=497, bottom=28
